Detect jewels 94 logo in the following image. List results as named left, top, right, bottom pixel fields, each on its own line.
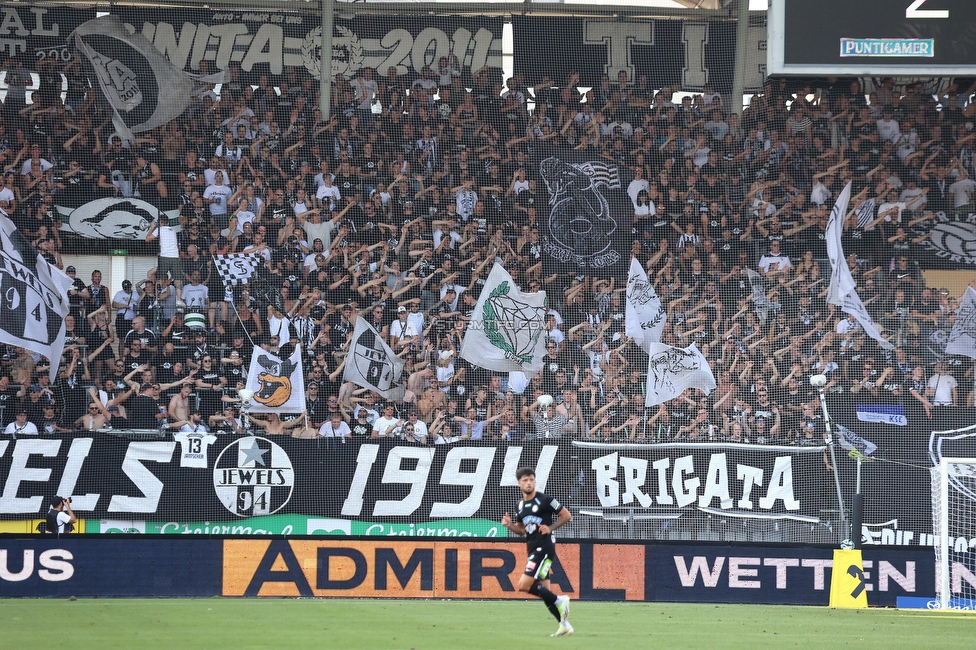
left=213, top=436, right=294, bottom=517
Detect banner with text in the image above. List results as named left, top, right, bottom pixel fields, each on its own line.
left=112, top=8, right=503, bottom=82
left=0, top=7, right=93, bottom=64
left=512, top=16, right=766, bottom=92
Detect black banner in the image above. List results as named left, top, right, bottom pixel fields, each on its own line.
left=535, top=148, right=634, bottom=277
left=112, top=8, right=503, bottom=82
left=0, top=7, right=94, bottom=65
left=0, top=436, right=569, bottom=522
left=3, top=404, right=975, bottom=547
left=574, top=441, right=832, bottom=522
left=512, top=16, right=766, bottom=92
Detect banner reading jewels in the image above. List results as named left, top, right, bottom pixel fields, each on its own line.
left=112, top=8, right=503, bottom=82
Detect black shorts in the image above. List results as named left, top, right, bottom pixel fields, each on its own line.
left=524, top=544, right=556, bottom=580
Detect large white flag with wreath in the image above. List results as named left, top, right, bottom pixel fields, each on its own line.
left=460, top=264, right=548, bottom=378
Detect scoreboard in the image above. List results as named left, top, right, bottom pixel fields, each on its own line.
left=768, top=0, right=976, bottom=75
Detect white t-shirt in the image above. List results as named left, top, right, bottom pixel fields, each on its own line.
left=319, top=421, right=351, bottom=438
left=949, top=178, right=976, bottom=209
left=372, top=415, right=400, bottom=437
left=0, top=187, right=14, bottom=216
left=173, top=431, right=218, bottom=468
left=154, top=220, right=181, bottom=258
left=181, top=283, right=210, bottom=308
left=316, top=184, right=341, bottom=211
left=204, top=184, right=233, bottom=215
left=113, top=290, right=140, bottom=320
left=3, top=421, right=39, bottom=436
left=928, top=374, right=958, bottom=406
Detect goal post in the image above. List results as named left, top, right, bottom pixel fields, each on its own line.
left=931, top=458, right=976, bottom=610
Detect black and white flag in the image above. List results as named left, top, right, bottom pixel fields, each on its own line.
left=835, top=423, right=878, bottom=457
left=57, top=198, right=177, bottom=240
left=70, top=16, right=225, bottom=141
left=644, top=342, right=716, bottom=407
left=214, top=253, right=262, bottom=287
left=746, top=269, right=781, bottom=324
left=0, top=216, right=73, bottom=383
left=343, top=317, right=405, bottom=400
left=625, top=257, right=665, bottom=351
left=946, top=286, right=976, bottom=360
left=537, top=149, right=633, bottom=275
left=826, top=182, right=894, bottom=350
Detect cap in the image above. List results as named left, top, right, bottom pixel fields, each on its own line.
left=30, top=385, right=41, bottom=392
left=122, top=280, right=132, bottom=290
left=397, top=306, right=407, bottom=313
left=65, top=266, right=76, bottom=273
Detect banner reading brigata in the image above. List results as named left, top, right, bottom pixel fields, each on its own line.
left=112, top=8, right=502, bottom=82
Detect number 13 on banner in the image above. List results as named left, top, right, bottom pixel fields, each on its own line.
left=829, top=549, right=869, bottom=608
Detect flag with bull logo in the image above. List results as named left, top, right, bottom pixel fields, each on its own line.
left=343, top=317, right=406, bottom=400
left=644, top=342, right=716, bottom=407
left=537, top=149, right=633, bottom=276
left=245, top=346, right=306, bottom=413
left=0, top=215, right=73, bottom=383
left=69, top=16, right=225, bottom=141
left=459, top=263, right=548, bottom=378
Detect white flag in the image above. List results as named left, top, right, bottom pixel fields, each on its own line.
left=214, top=253, right=262, bottom=287
left=644, top=342, right=717, bottom=407
left=826, top=182, right=894, bottom=350
left=245, top=346, right=306, bottom=414
left=70, top=17, right=224, bottom=141
left=625, top=257, right=665, bottom=350
left=343, top=317, right=405, bottom=400
left=0, top=216, right=73, bottom=383
left=946, top=286, right=976, bottom=359
left=459, top=263, right=548, bottom=378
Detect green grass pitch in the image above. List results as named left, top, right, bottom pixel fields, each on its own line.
left=2, top=599, right=972, bottom=649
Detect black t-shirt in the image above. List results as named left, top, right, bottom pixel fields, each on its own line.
left=514, top=490, right=563, bottom=549
left=128, top=395, right=159, bottom=428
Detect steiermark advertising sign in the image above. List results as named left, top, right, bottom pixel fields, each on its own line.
left=86, top=515, right=504, bottom=537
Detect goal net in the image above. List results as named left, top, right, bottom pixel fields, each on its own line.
left=931, top=458, right=976, bottom=609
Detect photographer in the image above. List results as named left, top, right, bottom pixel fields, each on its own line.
left=46, top=496, right=76, bottom=538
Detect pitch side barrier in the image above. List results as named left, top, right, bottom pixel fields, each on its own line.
left=0, top=536, right=932, bottom=605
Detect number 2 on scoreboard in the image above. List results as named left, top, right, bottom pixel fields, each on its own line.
left=906, top=0, right=949, bottom=19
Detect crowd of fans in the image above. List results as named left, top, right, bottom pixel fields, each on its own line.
left=0, top=55, right=974, bottom=444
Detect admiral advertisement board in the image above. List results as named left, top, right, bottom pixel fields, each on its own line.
left=0, top=537, right=931, bottom=605
left=111, top=8, right=502, bottom=82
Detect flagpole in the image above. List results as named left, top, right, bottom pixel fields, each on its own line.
left=811, top=373, right=852, bottom=546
